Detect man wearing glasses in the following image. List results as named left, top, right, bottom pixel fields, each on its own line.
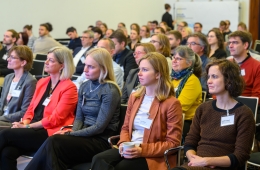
left=186, top=33, right=209, bottom=92
left=73, top=30, right=95, bottom=75
left=0, top=29, right=19, bottom=85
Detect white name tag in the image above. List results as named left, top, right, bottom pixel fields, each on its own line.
left=139, top=118, right=153, bottom=129
left=221, top=115, right=234, bottom=126
left=43, top=97, right=51, bottom=106
left=2, top=54, right=7, bottom=60
left=11, top=90, right=21, bottom=97
left=241, top=69, right=245, bottom=76
left=80, top=57, right=85, bottom=64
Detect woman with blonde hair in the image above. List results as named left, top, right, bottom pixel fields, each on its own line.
left=25, top=48, right=122, bottom=170
left=181, top=27, right=192, bottom=45
left=150, top=33, right=172, bottom=73
left=0, top=47, right=78, bottom=169
left=140, top=25, right=151, bottom=43
left=92, top=52, right=183, bottom=170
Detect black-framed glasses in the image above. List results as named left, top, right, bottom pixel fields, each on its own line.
left=186, top=42, right=201, bottom=46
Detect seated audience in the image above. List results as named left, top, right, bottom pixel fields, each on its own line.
left=180, top=27, right=192, bottom=45
left=224, top=20, right=232, bottom=41
left=91, top=52, right=183, bottom=170
left=219, top=20, right=227, bottom=35
left=0, top=47, right=78, bottom=169
left=228, top=31, right=260, bottom=123
left=92, top=27, right=103, bottom=46
left=140, top=25, right=151, bottom=43
left=207, top=28, right=227, bottom=59
left=32, top=23, right=64, bottom=55
left=160, top=21, right=168, bottom=32
left=128, top=29, right=140, bottom=51
left=151, top=20, right=159, bottom=34
left=0, top=29, right=19, bottom=85
left=66, top=27, right=82, bottom=51
left=166, top=30, right=182, bottom=55
left=121, top=43, right=156, bottom=104
left=154, top=26, right=166, bottom=34
left=130, top=23, right=140, bottom=34
left=75, top=38, right=124, bottom=89
left=88, top=25, right=94, bottom=30
left=150, top=33, right=172, bottom=72
left=73, top=30, right=95, bottom=75
left=23, top=25, right=37, bottom=50
left=100, top=23, right=108, bottom=36
left=187, top=33, right=210, bottom=92
left=173, top=59, right=255, bottom=170
left=237, top=22, right=247, bottom=31
left=171, top=46, right=202, bottom=139
left=119, top=27, right=131, bottom=44
left=105, top=29, right=114, bottom=38
left=193, top=22, right=203, bottom=34
left=25, top=48, right=121, bottom=170
left=95, top=20, right=102, bottom=28
left=16, top=32, right=29, bottom=46
left=110, top=30, right=138, bottom=81
left=177, top=21, right=188, bottom=32
left=118, top=22, right=126, bottom=29
left=0, top=46, right=36, bottom=129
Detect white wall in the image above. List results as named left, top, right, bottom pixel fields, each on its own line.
left=0, top=0, right=249, bottom=38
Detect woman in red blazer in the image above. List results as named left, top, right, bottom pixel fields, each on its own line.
left=0, top=47, right=78, bottom=170
left=91, top=52, right=183, bottom=170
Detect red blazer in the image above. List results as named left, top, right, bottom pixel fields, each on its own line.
left=23, top=77, right=78, bottom=136
left=118, top=94, right=183, bottom=170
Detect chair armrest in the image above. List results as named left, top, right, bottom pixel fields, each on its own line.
left=164, top=145, right=184, bottom=170
left=60, top=125, right=73, bottom=130
left=108, top=135, right=120, bottom=148
left=256, top=123, right=260, bottom=127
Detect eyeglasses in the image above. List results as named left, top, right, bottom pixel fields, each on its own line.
left=227, top=41, right=240, bottom=45
left=80, top=36, right=90, bottom=39
left=150, top=40, right=160, bottom=44
left=7, top=55, right=20, bottom=60
left=172, top=56, right=184, bottom=61
left=133, top=51, right=146, bottom=56
left=186, top=42, right=201, bottom=46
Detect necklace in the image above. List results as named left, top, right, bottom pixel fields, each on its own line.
left=90, top=83, right=101, bottom=92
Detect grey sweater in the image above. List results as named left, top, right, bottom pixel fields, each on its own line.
left=69, top=80, right=121, bottom=139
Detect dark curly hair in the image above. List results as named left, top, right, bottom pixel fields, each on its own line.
left=206, top=59, right=245, bottom=98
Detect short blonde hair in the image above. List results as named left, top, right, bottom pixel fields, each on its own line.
left=48, top=47, right=75, bottom=80
left=134, top=52, right=174, bottom=101
left=86, top=48, right=122, bottom=95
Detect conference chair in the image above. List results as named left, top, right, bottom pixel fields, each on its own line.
left=29, top=60, right=46, bottom=80
left=35, top=54, right=47, bottom=61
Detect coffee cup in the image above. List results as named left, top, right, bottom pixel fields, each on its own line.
left=119, top=142, right=135, bottom=155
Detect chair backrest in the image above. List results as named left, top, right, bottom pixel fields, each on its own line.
left=29, top=60, right=45, bottom=78
left=235, top=96, right=259, bottom=150
left=118, top=104, right=127, bottom=134
left=202, top=91, right=207, bottom=103
left=35, top=54, right=47, bottom=61
left=254, top=40, right=260, bottom=53
left=71, top=74, right=80, bottom=81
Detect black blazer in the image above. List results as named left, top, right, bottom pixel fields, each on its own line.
left=211, top=48, right=227, bottom=59
left=73, top=44, right=95, bottom=75
left=113, top=48, right=138, bottom=81
left=121, top=68, right=139, bottom=104
left=162, top=12, right=173, bottom=29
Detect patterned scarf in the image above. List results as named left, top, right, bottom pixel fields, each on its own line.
left=171, top=67, right=193, bottom=98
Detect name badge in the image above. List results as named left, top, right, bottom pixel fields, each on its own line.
left=139, top=118, right=153, bottom=129
left=11, top=90, right=21, bottom=97
left=241, top=69, right=245, bottom=76
left=2, top=54, right=7, bottom=60
left=221, top=114, right=234, bottom=126
left=80, top=57, right=85, bottom=64
left=43, top=97, right=51, bottom=106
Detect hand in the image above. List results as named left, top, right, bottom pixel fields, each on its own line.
left=122, top=146, right=142, bottom=159
left=11, top=122, right=26, bottom=128
left=188, top=155, right=208, bottom=167
left=54, top=129, right=73, bottom=135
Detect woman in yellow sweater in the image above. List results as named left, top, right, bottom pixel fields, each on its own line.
left=171, top=46, right=202, bottom=139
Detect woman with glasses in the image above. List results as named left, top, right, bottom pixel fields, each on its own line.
left=91, top=52, right=183, bottom=170
left=121, top=43, right=156, bottom=104
left=140, top=25, right=151, bottom=43
left=171, top=46, right=202, bottom=139
left=0, top=46, right=36, bottom=129
left=207, top=28, right=227, bottom=59
left=150, top=33, right=172, bottom=73
left=0, top=47, right=78, bottom=169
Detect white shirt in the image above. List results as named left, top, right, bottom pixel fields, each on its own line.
left=73, top=47, right=89, bottom=66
